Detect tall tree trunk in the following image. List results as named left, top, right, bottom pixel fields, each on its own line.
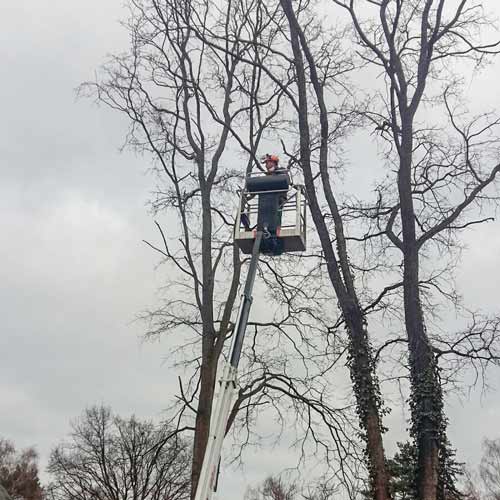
left=191, top=358, right=217, bottom=499
left=191, top=171, right=218, bottom=499
left=279, top=2, right=391, bottom=498
left=398, top=129, right=442, bottom=500
left=344, top=303, right=391, bottom=500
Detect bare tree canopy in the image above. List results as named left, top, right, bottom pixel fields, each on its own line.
left=47, top=406, right=190, bottom=500
left=245, top=476, right=298, bottom=500
left=80, top=0, right=295, bottom=493
left=480, top=438, right=500, bottom=500
left=245, top=475, right=337, bottom=500
left=82, top=0, right=365, bottom=497
left=0, top=439, right=43, bottom=500
left=324, top=1, right=500, bottom=498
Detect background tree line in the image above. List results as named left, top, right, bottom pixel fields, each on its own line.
left=245, top=439, right=500, bottom=500
left=3, top=419, right=500, bottom=500
left=1, top=406, right=190, bottom=500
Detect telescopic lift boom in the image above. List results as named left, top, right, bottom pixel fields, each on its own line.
left=194, top=172, right=306, bottom=500
left=194, top=231, right=262, bottom=500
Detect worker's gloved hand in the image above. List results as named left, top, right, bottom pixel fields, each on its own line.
left=240, top=213, right=251, bottom=231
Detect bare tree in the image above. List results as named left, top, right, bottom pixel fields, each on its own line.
left=47, top=406, right=190, bottom=500
left=480, top=438, right=500, bottom=500
left=0, top=439, right=43, bottom=500
left=327, top=1, right=500, bottom=499
left=463, top=467, right=483, bottom=500
left=245, top=476, right=298, bottom=500
left=81, top=0, right=290, bottom=494
left=245, top=475, right=339, bottom=500
left=82, top=0, right=362, bottom=496
left=274, top=2, right=393, bottom=499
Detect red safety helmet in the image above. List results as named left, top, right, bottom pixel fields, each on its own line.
left=261, top=154, right=279, bottom=167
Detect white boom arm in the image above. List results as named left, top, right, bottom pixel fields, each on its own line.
left=194, top=232, right=263, bottom=500
left=193, top=362, right=238, bottom=500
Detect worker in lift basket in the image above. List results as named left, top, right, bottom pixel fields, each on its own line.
left=241, top=154, right=287, bottom=231
left=262, top=153, right=288, bottom=220
left=261, top=154, right=289, bottom=255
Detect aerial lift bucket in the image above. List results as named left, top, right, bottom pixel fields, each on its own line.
left=234, top=172, right=307, bottom=256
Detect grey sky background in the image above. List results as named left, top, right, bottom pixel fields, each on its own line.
left=1, top=0, right=500, bottom=498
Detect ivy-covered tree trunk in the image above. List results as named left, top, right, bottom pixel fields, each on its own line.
left=398, top=118, right=444, bottom=500
left=344, top=302, right=392, bottom=500
left=279, top=2, right=391, bottom=498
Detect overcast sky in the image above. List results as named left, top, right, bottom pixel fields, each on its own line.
left=1, top=0, right=500, bottom=498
